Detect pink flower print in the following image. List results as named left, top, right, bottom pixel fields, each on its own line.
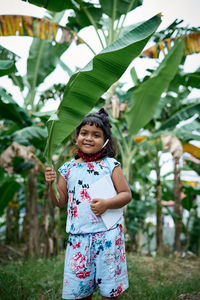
left=80, top=188, right=91, bottom=202
left=115, top=268, right=121, bottom=276
left=68, top=208, right=71, bottom=216
left=72, top=242, right=80, bottom=249
left=68, top=193, right=73, bottom=205
left=100, top=161, right=105, bottom=167
left=115, top=238, right=123, bottom=246
left=76, top=271, right=91, bottom=279
left=120, top=246, right=126, bottom=262
left=87, top=162, right=95, bottom=170
left=69, top=252, right=86, bottom=272
left=73, top=205, right=78, bottom=218
left=114, top=283, right=123, bottom=296
left=63, top=168, right=71, bottom=180
left=66, top=168, right=71, bottom=178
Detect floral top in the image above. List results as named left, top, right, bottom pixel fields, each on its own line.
left=58, top=157, right=123, bottom=234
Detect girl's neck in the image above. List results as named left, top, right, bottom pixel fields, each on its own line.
left=76, top=148, right=103, bottom=162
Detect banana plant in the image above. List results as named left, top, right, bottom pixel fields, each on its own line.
left=22, top=0, right=143, bottom=47
left=140, top=19, right=200, bottom=58
left=45, top=14, right=162, bottom=165
left=0, top=15, right=80, bottom=44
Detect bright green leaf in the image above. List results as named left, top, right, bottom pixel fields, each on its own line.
left=126, top=39, right=184, bottom=136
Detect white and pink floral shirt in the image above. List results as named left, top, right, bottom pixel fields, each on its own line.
left=58, top=157, right=122, bottom=234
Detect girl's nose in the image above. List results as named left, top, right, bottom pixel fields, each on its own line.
left=85, top=135, right=92, bottom=141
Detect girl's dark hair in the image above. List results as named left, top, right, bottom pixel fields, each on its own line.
left=75, top=108, right=116, bottom=158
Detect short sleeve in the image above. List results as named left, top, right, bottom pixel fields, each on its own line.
left=58, top=161, right=71, bottom=182
left=104, top=157, right=120, bottom=176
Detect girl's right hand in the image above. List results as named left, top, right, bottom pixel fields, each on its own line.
left=45, top=167, right=57, bottom=184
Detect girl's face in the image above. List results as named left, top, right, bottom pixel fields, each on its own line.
left=76, top=124, right=105, bottom=154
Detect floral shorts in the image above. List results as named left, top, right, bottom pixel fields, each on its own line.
left=62, top=225, right=129, bottom=299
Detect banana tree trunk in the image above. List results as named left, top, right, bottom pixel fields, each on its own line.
left=27, top=167, right=40, bottom=257
left=5, top=193, right=19, bottom=244
left=155, top=155, right=163, bottom=255
left=40, top=184, right=50, bottom=256
left=173, top=158, right=182, bottom=252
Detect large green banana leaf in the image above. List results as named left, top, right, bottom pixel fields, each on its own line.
left=159, top=103, right=200, bottom=130
left=126, top=39, right=184, bottom=136
left=100, top=0, right=143, bottom=19
left=45, top=14, right=161, bottom=165
left=0, top=88, right=33, bottom=128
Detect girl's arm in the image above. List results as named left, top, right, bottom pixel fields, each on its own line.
left=45, top=167, right=68, bottom=208
left=90, top=166, right=131, bottom=216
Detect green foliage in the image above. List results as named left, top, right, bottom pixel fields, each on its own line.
left=13, top=126, right=48, bottom=151
left=0, top=88, right=33, bottom=128
left=26, top=40, right=68, bottom=90
left=1, top=254, right=200, bottom=299
left=126, top=39, right=184, bottom=135
left=189, top=213, right=200, bottom=256
left=99, top=0, right=143, bottom=19
left=45, top=14, right=161, bottom=165
left=0, top=174, right=21, bottom=216
left=159, top=102, right=200, bottom=130
left=0, top=60, right=16, bottom=77
left=22, top=0, right=74, bottom=12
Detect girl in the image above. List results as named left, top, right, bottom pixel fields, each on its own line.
left=45, top=108, right=131, bottom=300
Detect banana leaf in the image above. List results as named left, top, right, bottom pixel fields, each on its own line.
left=185, top=159, right=200, bottom=175
left=0, top=178, right=21, bottom=216
left=0, top=88, right=33, bottom=127
left=140, top=32, right=200, bottom=58
left=99, top=0, right=143, bottom=19
left=0, top=15, right=77, bottom=44
left=159, top=103, right=200, bottom=130
left=0, top=44, right=20, bottom=61
left=13, top=126, right=48, bottom=150
left=22, top=0, right=74, bottom=12
left=126, top=39, right=184, bottom=136
left=26, top=39, right=69, bottom=89
left=67, top=3, right=103, bottom=31
left=0, top=60, right=16, bottom=77
left=45, top=14, right=162, bottom=165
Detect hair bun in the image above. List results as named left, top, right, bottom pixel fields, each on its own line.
left=96, top=108, right=112, bottom=128
left=98, top=108, right=108, bottom=117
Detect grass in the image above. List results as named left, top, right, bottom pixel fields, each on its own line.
left=0, top=252, right=200, bottom=300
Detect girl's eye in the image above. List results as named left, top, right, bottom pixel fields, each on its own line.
left=80, top=132, right=87, bottom=136
left=94, top=134, right=100, bottom=138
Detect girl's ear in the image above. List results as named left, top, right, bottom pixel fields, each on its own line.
left=75, top=136, right=78, bottom=145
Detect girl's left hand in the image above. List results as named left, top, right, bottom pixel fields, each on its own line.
left=90, top=198, right=107, bottom=216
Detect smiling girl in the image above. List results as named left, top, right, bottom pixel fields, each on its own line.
left=45, top=108, right=131, bottom=300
